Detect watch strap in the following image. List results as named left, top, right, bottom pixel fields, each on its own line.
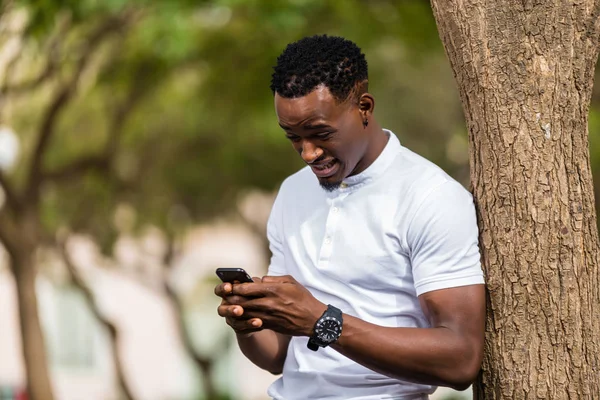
left=307, top=338, right=319, bottom=351
left=327, top=304, right=342, bottom=321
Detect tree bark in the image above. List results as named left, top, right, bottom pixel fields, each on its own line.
left=430, top=1, right=600, bottom=398
left=11, top=246, right=55, bottom=400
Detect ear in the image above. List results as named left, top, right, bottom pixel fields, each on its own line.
left=358, top=93, right=374, bottom=119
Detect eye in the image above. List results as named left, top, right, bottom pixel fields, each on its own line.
left=285, top=134, right=301, bottom=142
left=314, top=132, right=333, bottom=141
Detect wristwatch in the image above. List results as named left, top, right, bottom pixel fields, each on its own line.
left=307, top=304, right=343, bottom=351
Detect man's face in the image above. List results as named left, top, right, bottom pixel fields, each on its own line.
left=274, top=86, right=370, bottom=191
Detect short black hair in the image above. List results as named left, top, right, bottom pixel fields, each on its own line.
left=270, top=35, right=368, bottom=103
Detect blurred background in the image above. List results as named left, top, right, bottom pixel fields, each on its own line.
left=0, top=1, right=599, bottom=399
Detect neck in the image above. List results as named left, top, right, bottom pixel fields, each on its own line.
left=350, top=119, right=389, bottom=176
left=367, top=119, right=389, bottom=156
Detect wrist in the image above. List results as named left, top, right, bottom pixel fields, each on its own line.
left=235, top=330, right=258, bottom=339
left=305, top=302, right=328, bottom=336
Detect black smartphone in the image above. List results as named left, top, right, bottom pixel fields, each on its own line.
left=215, top=267, right=254, bottom=283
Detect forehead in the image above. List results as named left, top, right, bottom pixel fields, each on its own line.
left=274, top=86, right=346, bottom=125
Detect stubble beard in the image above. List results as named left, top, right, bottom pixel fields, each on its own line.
left=319, top=180, right=342, bottom=192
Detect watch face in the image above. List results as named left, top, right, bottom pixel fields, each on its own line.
left=315, top=317, right=341, bottom=343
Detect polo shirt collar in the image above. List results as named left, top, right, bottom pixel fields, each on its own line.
left=336, top=129, right=400, bottom=192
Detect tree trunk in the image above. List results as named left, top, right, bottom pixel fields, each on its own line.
left=430, top=1, right=600, bottom=398
left=12, top=247, right=55, bottom=400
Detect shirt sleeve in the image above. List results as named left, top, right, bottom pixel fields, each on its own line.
left=266, top=185, right=287, bottom=277
left=407, top=180, right=485, bottom=296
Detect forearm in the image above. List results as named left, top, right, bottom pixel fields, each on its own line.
left=331, top=314, right=481, bottom=390
left=236, top=329, right=290, bottom=374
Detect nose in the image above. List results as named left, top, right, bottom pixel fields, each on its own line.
left=299, top=140, right=323, bottom=164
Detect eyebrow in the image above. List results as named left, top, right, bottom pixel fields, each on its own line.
left=278, top=121, right=331, bottom=130
left=303, top=122, right=332, bottom=130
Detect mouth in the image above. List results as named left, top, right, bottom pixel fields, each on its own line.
left=310, top=159, right=339, bottom=178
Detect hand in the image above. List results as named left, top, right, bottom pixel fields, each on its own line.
left=229, top=275, right=327, bottom=337
left=215, top=277, right=264, bottom=336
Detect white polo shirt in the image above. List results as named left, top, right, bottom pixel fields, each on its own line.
left=266, top=130, right=484, bottom=400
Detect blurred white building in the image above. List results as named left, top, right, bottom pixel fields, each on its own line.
left=0, top=221, right=471, bottom=400
left=0, top=222, right=274, bottom=400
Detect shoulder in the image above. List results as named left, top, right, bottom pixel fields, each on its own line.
left=400, top=159, right=477, bottom=246
left=386, top=145, right=472, bottom=211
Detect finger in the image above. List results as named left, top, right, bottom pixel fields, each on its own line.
left=236, top=297, right=270, bottom=312
left=252, top=276, right=262, bottom=283
left=231, top=282, right=268, bottom=297
left=217, top=304, right=245, bottom=318
left=214, top=282, right=233, bottom=297
left=261, top=275, right=295, bottom=284
left=225, top=295, right=251, bottom=305
left=249, top=318, right=263, bottom=328
left=227, top=317, right=263, bottom=331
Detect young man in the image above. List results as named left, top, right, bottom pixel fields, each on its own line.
left=215, top=35, right=485, bottom=400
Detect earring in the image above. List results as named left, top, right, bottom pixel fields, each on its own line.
left=363, top=119, right=369, bottom=128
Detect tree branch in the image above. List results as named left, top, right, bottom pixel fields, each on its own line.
left=43, top=155, right=110, bottom=182
left=0, top=214, right=16, bottom=262
left=0, top=169, right=21, bottom=212
left=163, top=275, right=230, bottom=400
left=58, top=238, right=136, bottom=400
left=1, top=7, right=72, bottom=99
left=1, top=33, right=62, bottom=95
left=26, top=13, right=135, bottom=204
left=43, top=76, right=147, bottom=184
left=4, top=60, right=58, bottom=95
left=0, top=40, right=24, bottom=94
left=161, top=235, right=231, bottom=400
left=105, top=76, right=149, bottom=156
left=0, top=220, right=8, bottom=248
left=26, top=86, right=74, bottom=198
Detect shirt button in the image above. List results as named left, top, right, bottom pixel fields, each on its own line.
left=332, top=207, right=339, bottom=213
left=340, top=183, right=348, bottom=188
left=324, top=237, right=331, bottom=244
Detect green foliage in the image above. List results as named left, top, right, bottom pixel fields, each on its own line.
left=3, top=1, right=600, bottom=399
left=588, top=107, right=600, bottom=230
left=5, top=0, right=600, bottom=254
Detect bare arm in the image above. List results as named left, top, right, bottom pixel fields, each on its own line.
left=235, top=330, right=291, bottom=375
left=231, top=278, right=485, bottom=391
left=215, top=280, right=291, bottom=375
left=331, top=284, right=485, bottom=390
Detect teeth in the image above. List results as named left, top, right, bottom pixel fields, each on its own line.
left=315, top=161, right=334, bottom=170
